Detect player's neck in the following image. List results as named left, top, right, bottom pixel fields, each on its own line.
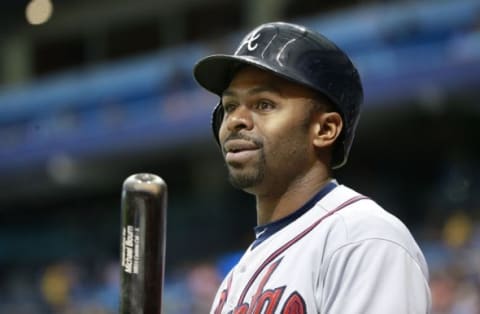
left=254, top=168, right=332, bottom=225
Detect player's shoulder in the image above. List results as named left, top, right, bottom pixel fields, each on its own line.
left=316, top=184, right=422, bottom=256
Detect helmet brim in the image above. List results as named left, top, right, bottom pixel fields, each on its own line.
left=193, top=54, right=286, bottom=96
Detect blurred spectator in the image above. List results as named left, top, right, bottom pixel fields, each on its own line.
left=40, top=262, right=79, bottom=313
left=430, top=271, right=458, bottom=314
left=428, top=211, right=480, bottom=314
left=186, top=261, right=222, bottom=314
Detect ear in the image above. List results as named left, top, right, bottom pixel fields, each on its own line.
left=312, top=112, right=343, bottom=148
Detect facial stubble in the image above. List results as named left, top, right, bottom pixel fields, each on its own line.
left=226, top=148, right=266, bottom=190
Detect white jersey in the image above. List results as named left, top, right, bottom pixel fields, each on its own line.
left=211, top=183, right=431, bottom=314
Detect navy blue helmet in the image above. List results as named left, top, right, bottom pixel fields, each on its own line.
left=193, top=22, right=363, bottom=168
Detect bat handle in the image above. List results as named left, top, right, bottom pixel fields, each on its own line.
left=120, top=173, right=167, bottom=314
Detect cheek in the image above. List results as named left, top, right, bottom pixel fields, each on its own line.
left=218, top=123, right=228, bottom=144
left=262, top=122, right=312, bottom=160
left=262, top=110, right=312, bottom=142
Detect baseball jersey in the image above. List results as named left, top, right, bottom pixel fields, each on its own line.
left=211, top=182, right=431, bottom=313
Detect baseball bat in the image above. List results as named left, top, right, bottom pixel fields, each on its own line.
left=120, top=173, right=167, bottom=314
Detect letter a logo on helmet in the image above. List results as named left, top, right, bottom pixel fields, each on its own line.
left=237, top=30, right=261, bottom=52
left=193, top=22, right=363, bottom=169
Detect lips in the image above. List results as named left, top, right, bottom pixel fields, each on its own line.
left=223, top=139, right=260, bottom=164
left=224, top=139, right=259, bottom=153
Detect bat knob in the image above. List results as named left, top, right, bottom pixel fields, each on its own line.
left=123, top=173, right=167, bottom=196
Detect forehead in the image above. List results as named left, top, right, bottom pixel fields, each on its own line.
left=224, top=66, right=317, bottom=98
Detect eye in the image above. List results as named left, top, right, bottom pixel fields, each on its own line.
left=255, top=100, right=275, bottom=111
left=222, top=102, right=237, bottom=114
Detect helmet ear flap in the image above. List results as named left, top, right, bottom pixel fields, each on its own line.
left=211, top=102, right=224, bottom=145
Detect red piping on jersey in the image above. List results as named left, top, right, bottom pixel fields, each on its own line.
left=236, top=194, right=369, bottom=306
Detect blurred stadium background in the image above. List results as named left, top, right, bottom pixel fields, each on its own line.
left=0, top=0, right=479, bottom=313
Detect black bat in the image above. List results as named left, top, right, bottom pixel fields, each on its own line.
left=120, top=173, right=167, bottom=314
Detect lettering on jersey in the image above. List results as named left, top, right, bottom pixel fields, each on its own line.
left=281, top=292, right=307, bottom=314
left=214, top=258, right=306, bottom=313
left=214, top=275, right=233, bottom=314
left=236, top=259, right=285, bottom=314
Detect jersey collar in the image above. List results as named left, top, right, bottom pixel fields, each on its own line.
left=251, top=180, right=338, bottom=249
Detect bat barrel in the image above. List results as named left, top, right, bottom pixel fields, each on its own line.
left=120, top=173, right=167, bottom=314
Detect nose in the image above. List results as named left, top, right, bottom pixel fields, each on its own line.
left=224, top=104, right=253, bottom=132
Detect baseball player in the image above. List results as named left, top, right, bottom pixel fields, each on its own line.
left=193, top=22, right=431, bottom=313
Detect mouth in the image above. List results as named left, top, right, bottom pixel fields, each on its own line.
left=223, top=139, right=259, bottom=153
left=223, top=139, right=260, bottom=164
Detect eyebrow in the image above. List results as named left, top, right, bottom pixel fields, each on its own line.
left=222, top=84, right=282, bottom=98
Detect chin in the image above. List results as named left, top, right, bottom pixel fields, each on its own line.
left=228, top=169, right=263, bottom=191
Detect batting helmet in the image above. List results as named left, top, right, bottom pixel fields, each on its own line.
left=193, top=22, right=363, bottom=169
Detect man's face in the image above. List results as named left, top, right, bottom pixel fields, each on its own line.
left=218, top=66, right=320, bottom=195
